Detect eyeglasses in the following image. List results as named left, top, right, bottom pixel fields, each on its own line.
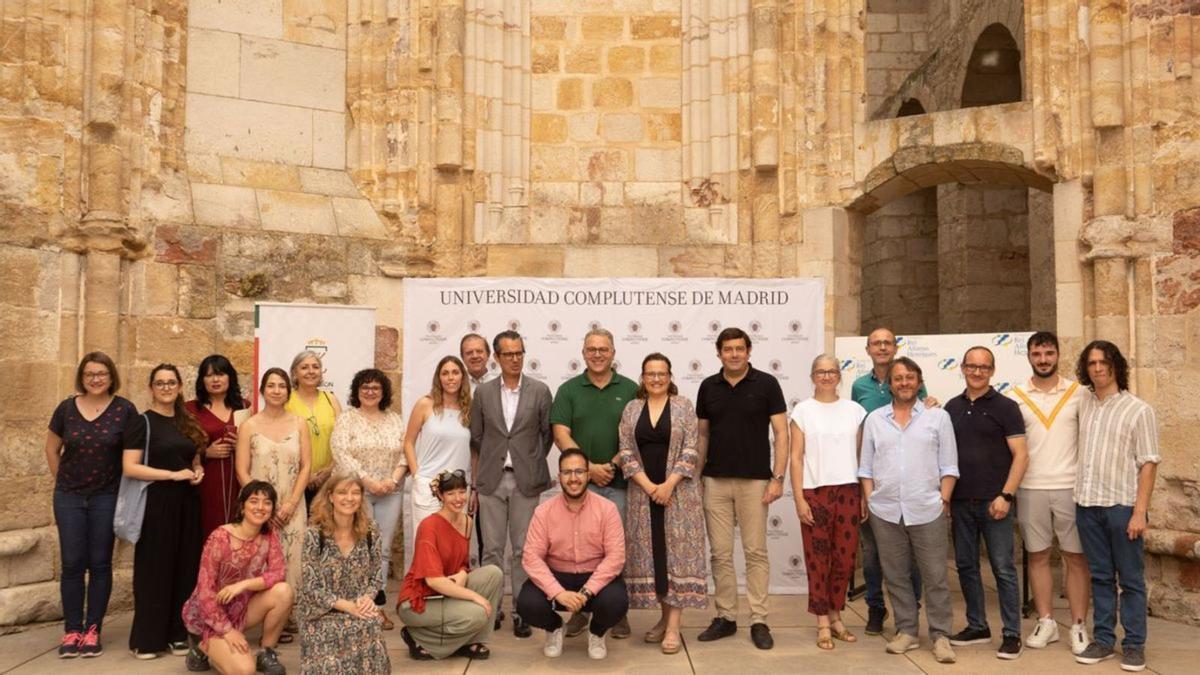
left=559, top=468, right=588, bottom=477
left=868, top=340, right=895, bottom=348
left=642, top=372, right=671, bottom=380
left=306, top=415, right=320, bottom=437
left=82, top=371, right=110, bottom=381
left=152, top=380, right=179, bottom=389
left=813, top=370, right=840, bottom=377
left=498, top=351, right=525, bottom=359
left=359, top=384, right=383, bottom=392
left=961, top=364, right=994, bottom=373
left=584, top=347, right=612, bottom=356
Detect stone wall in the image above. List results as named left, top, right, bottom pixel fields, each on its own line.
left=865, top=0, right=929, bottom=117
left=860, top=188, right=938, bottom=333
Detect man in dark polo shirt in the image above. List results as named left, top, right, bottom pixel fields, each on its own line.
left=944, top=346, right=1028, bottom=660
left=695, top=327, right=788, bottom=650
left=550, top=327, right=637, bottom=639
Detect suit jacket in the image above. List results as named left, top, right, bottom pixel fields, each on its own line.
left=470, top=375, right=554, bottom=497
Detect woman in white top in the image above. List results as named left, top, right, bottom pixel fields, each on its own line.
left=788, top=354, right=867, bottom=650
left=330, top=368, right=408, bottom=630
left=403, top=356, right=472, bottom=529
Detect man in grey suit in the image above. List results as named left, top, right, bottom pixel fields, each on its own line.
left=470, top=330, right=554, bottom=639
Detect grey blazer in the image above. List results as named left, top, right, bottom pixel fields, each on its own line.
left=469, top=376, right=554, bottom=498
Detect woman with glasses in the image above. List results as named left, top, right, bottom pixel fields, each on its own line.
left=330, top=368, right=408, bottom=630
left=403, top=356, right=472, bottom=530
left=285, top=350, right=340, bottom=507
left=788, top=354, right=867, bottom=650
left=297, top=473, right=391, bottom=674
left=615, top=353, right=707, bottom=654
left=187, top=354, right=250, bottom=540
left=44, top=352, right=140, bottom=658
left=122, top=364, right=207, bottom=659
left=396, top=470, right=502, bottom=660
left=236, top=367, right=311, bottom=643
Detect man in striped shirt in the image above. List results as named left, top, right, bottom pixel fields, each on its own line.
left=1072, top=340, right=1160, bottom=673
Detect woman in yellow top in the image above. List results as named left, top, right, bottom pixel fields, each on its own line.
left=285, top=351, right=341, bottom=508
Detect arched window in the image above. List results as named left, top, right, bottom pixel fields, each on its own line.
left=897, top=98, right=926, bottom=117
left=961, top=23, right=1022, bottom=108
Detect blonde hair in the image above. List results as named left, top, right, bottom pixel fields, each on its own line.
left=308, top=472, right=371, bottom=543
left=430, top=355, right=471, bottom=427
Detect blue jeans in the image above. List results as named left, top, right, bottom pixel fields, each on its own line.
left=587, top=483, right=627, bottom=526
left=53, top=490, right=117, bottom=632
left=860, top=521, right=921, bottom=609
left=951, top=499, right=1020, bottom=638
left=1076, top=504, right=1147, bottom=650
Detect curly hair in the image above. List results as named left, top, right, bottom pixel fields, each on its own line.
left=1076, top=340, right=1129, bottom=392
left=348, top=368, right=393, bottom=410
left=308, top=472, right=372, bottom=543
left=430, top=355, right=471, bottom=427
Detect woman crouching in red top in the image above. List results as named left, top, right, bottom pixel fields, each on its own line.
left=181, top=480, right=294, bottom=675
left=395, top=470, right=502, bottom=660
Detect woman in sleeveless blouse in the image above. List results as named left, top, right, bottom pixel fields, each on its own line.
left=403, top=356, right=473, bottom=529
left=186, top=354, right=250, bottom=540
left=236, top=368, right=311, bottom=605
left=286, top=350, right=340, bottom=506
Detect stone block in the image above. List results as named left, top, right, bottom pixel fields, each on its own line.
left=332, top=197, right=390, bottom=239
left=866, top=13, right=898, bottom=33
left=0, top=580, right=59, bottom=626
left=644, top=111, right=681, bottom=141
left=532, top=16, right=567, bottom=40
left=189, top=0, right=283, bottom=40
left=348, top=275, right=403, bottom=328
left=531, top=182, right=579, bottom=206
left=485, top=246, right=564, bottom=276
left=564, top=245, right=658, bottom=277
left=601, top=113, right=644, bottom=142
left=0, top=528, right=56, bottom=588
left=624, top=182, right=680, bottom=205
left=155, top=225, right=220, bottom=264
left=298, top=167, right=361, bottom=196
left=638, top=77, right=680, bottom=108
left=635, top=147, right=681, bottom=181
left=185, top=93, right=311, bottom=165
left=0, top=360, right=60, bottom=424
left=580, top=148, right=629, bottom=181
left=179, top=265, right=218, bottom=319
left=532, top=78, right=556, bottom=110
left=312, top=111, right=346, bottom=169
left=532, top=42, right=560, bottom=74
left=220, top=157, right=302, bottom=191
left=631, top=16, right=680, bottom=40
left=0, top=476, right=52, bottom=531
left=529, top=206, right=570, bottom=243
left=0, top=247, right=49, bottom=309
left=239, top=36, right=345, bottom=112
left=256, top=190, right=337, bottom=235
left=649, top=44, right=681, bottom=73
left=282, top=0, right=347, bottom=49
left=607, top=46, right=644, bottom=73
left=129, top=259, right=179, bottom=316
left=134, top=317, right=218, bottom=366
left=593, top=77, right=633, bottom=108
left=581, top=16, right=624, bottom=41
left=532, top=146, right=577, bottom=181
left=0, top=418, right=53, bottom=478
left=565, top=44, right=602, bottom=74
left=191, top=182, right=261, bottom=229
left=187, top=152, right=223, bottom=183
left=880, top=33, right=912, bottom=53
left=557, top=78, right=584, bottom=109
left=531, top=113, right=567, bottom=143
left=375, top=325, right=399, bottom=371
left=568, top=113, right=601, bottom=142
left=186, top=28, right=240, bottom=97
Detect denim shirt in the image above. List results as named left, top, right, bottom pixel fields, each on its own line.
left=858, top=401, right=960, bottom=526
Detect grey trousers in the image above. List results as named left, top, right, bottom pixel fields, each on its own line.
left=397, top=566, right=503, bottom=659
left=478, top=471, right=540, bottom=606
left=869, top=512, right=953, bottom=640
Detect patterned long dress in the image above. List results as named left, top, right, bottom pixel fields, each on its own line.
left=616, top=395, right=709, bottom=609
left=248, top=431, right=306, bottom=591
left=297, top=523, right=390, bottom=674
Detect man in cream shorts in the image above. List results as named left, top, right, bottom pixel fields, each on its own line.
left=1008, top=331, right=1090, bottom=654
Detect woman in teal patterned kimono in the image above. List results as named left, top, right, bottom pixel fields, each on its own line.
left=296, top=473, right=390, bottom=674
left=615, top=353, right=708, bottom=655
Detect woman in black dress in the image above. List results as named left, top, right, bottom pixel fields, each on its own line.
left=122, top=363, right=207, bottom=659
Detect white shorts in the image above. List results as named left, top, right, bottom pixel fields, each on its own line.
left=1017, top=487, right=1083, bottom=554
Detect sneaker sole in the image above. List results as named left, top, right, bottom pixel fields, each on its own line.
left=864, top=627, right=884, bottom=636
left=1025, top=637, right=1059, bottom=648
left=997, top=650, right=1023, bottom=660
left=887, top=644, right=921, bottom=654
left=1120, top=663, right=1146, bottom=672
left=1075, top=654, right=1116, bottom=665
left=80, top=651, right=102, bottom=658
left=950, top=637, right=992, bottom=646
left=935, top=655, right=958, bottom=664
left=57, top=653, right=79, bottom=659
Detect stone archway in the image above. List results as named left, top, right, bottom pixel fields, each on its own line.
left=961, top=23, right=1023, bottom=108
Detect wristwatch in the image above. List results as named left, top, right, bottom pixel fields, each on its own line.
left=1000, top=491, right=1015, bottom=503
left=771, top=473, right=785, bottom=482
left=580, top=587, right=595, bottom=600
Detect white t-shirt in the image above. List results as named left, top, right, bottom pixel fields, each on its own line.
left=789, top=397, right=867, bottom=488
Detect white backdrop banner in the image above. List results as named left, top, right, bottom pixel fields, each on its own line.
left=834, top=332, right=1035, bottom=404
left=253, top=302, right=377, bottom=409
left=402, top=277, right=826, bottom=594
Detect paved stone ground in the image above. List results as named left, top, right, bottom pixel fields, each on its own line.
left=3, top=565, right=1196, bottom=674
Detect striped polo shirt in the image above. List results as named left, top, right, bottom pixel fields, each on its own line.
left=1075, top=389, right=1161, bottom=507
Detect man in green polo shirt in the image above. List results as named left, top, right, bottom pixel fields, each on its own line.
left=551, top=327, right=637, bottom=639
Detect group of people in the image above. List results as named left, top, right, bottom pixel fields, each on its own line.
left=42, top=324, right=1160, bottom=673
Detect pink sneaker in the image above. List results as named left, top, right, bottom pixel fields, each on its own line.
left=79, top=624, right=102, bottom=657
left=58, top=631, right=82, bottom=658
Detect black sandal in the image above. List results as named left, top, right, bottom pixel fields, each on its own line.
left=453, top=643, right=490, bottom=660
left=400, top=627, right=433, bottom=661
left=277, top=632, right=294, bottom=645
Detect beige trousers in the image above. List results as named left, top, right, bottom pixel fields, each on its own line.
left=702, top=477, right=770, bottom=624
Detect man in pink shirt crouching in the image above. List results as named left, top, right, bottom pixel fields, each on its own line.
left=518, top=447, right=628, bottom=660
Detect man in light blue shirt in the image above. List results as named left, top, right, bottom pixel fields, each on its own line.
left=859, top=357, right=959, bottom=663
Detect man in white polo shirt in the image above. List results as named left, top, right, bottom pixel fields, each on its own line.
left=1007, top=332, right=1090, bottom=654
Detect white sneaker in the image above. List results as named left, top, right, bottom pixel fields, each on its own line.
left=1025, top=617, right=1060, bottom=648
left=1070, top=621, right=1089, bottom=655
left=543, top=627, right=563, bottom=658
left=588, top=632, right=607, bottom=660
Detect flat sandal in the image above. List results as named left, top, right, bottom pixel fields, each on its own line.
left=830, top=622, right=857, bottom=643
left=816, top=626, right=835, bottom=650
left=661, top=633, right=682, bottom=654
left=644, top=625, right=666, bottom=644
